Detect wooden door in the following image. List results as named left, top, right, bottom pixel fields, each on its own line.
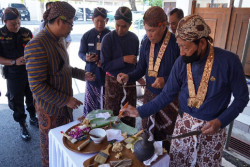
left=192, top=0, right=250, bottom=75
left=226, top=8, right=250, bottom=75
left=193, top=7, right=232, bottom=49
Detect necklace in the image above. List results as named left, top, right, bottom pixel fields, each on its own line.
left=148, top=30, right=171, bottom=77
left=187, top=44, right=214, bottom=109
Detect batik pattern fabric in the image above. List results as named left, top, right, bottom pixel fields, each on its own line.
left=142, top=89, right=178, bottom=151
left=79, top=28, right=110, bottom=115
left=104, top=75, right=136, bottom=127
left=170, top=113, right=226, bottom=167
left=35, top=100, right=69, bottom=167
left=176, top=14, right=211, bottom=42
left=25, top=26, right=86, bottom=116
left=83, top=82, right=104, bottom=117
left=44, top=1, right=75, bottom=21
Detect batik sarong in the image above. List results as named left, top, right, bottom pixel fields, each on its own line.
left=83, top=82, right=105, bottom=117
left=170, top=113, right=226, bottom=167
left=104, top=75, right=136, bottom=127
left=142, top=89, right=178, bottom=152
left=34, top=100, right=70, bottom=167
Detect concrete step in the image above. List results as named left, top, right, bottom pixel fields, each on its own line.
left=234, top=113, right=250, bottom=134
left=243, top=106, right=250, bottom=116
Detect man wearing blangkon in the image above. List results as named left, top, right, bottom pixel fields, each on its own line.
left=120, top=15, right=249, bottom=166
left=117, top=6, right=179, bottom=151
left=24, top=2, right=94, bottom=166
left=0, top=7, right=38, bottom=141
left=101, top=6, right=139, bottom=127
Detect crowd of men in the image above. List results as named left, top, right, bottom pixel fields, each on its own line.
left=0, top=1, right=248, bottom=167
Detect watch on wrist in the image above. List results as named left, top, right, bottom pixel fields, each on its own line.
left=11, top=59, right=16, bottom=65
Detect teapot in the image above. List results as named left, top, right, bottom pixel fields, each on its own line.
left=134, top=131, right=155, bottom=162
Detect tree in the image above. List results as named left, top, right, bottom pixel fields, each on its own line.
left=129, top=0, right=137, bottom=11
left=148, top=0, right=163, bottom=7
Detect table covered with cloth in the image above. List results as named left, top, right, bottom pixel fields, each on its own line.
left=49, top=120, right=170, bottom=167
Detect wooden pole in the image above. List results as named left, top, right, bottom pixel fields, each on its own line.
left=191, top=0, right=196, bottom=15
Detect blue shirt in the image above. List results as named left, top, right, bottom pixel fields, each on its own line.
left=101, top=30, right=139, bottom=77
left=138, top=46, right=249, bottom=128
left=128, top=31, right=180, bottom=95
left=79, top=28, right=110, bottom=86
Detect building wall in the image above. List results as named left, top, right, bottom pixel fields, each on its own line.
left=162, top=0, right=192, bottom=16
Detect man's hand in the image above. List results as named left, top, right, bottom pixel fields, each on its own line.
left=117, top=73, right=129, bottom=84
left=201, top=119, right=222, bottom=135
left=123, top=55, right=137, bottom=65
left=137, top=78, right=146, bottom=85
left=119, top=105, right=139, bottom=118
left=97, top=60, right=101, bottom=68
left=151, top=77, right=165, bottom=89
left=85, top=72, right=96, bottom=81
left=66, top=97, right=83, bottom=109
left=86, top=53, right=98, bottom=62
left=16, top=56, right=26, bottom=66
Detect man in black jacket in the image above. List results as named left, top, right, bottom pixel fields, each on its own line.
left=0, top=7, right=38, bottom=141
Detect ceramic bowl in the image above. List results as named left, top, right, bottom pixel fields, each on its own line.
left=89, top=128, right=106, bottom=144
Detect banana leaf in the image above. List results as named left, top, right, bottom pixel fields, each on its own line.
left=86, top=109, right=113, bottom=120
left=111, top=122, right=138, bottom=136
left=86, top=109, right=138, bottom=135
left=90, top=116, right=117, bottom=128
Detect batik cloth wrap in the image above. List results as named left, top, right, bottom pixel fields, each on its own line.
left=104, top=75, right=136, bottom=127
left=176, top=14, right=211, bottom=42
left=34, top=99, right=70, bottom=167
left=83, top=82, right=105, bottom=117
left=93, top=7, right=107, bottom=18
left=114, top=6, right=132, bottom=23
left=44, top=1, right=75, bottom=21
left=142, top=89, right=179, bottom=152
left=170, top=113, right=226, bottom=167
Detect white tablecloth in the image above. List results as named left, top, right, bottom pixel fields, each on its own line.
left=49, top=120, right=170, bottom=167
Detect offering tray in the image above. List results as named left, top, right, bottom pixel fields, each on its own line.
left=83, top=141, right=145, bottom=167
left=62, top=124, right=109, bottom=154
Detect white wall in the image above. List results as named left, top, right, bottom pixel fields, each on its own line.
left=26, top=1, right=41, bottom=21
left=176, top=0, right=192, bottom=16
left=163, top=0, right=193, bottom=16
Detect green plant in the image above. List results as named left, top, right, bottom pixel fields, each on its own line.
left=148, top=0, right=163, bottom=7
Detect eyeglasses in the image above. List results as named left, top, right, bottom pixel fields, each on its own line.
left=62, top=20, right=74, bottom=27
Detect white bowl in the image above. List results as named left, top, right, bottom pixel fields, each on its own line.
left=89, top=128, right=106, bottom=144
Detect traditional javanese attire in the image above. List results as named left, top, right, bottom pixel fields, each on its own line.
left=25, top=25, right=86, bottom=167
left=128, top=28, right=179, bottom=150
left=24, top=2, right=84, bottom=166
left=134, top=14, right=249, bottom=166
left=137, top=45, right=249, bottom=166
left=79, top=28, right=110, bottom=116
left=101, top=30, right=139, bottom=127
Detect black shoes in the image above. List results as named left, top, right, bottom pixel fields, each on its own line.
left=30, top=117, right=39, bottom=128
left=19, top=117, right=38, bottom=141
left=20, top=122, right=31, bottom=141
